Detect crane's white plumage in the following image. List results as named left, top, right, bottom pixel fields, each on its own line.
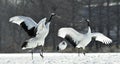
left=57, top=41, right=67, bottom=51
left=9, top=17, right=49, bottom=49
left=58, top=19, right=112, bottom=54
left=22, top=18, right=50, bottom=49
left=58, top=28, right=84, bottom=45
left=9, top=16, right=48, bottom=37
left=9, top=16, right=51, bottom=47
left=91, top=33, right=112, bottom=44
left=9, top=13, right=56, bottom=58
left=36, top=18, right=47, bottom=35
left=9, top=16, right=37, bottom=30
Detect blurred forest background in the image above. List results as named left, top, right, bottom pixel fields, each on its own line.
left=0, top=0, right=120, bottom=53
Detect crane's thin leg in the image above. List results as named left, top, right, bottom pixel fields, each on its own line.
left=36, top=44, right=44, bottom=58
left=39, top=46, right=44, bottom=58
left=83, top=51, right=85, bottom=55
left=62, top=51, right=63, bottom=53
left=78, top=48, right=80, bottom=56
left=31, top=48, right=34, bottom=60
left=83, top=49, right=86, bottom=55
left=42, top=46, right=44, bottom=55
left=42, top=46, right=44, bottom=57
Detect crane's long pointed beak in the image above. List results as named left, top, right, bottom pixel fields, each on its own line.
left=51, top=12, right=61, bottom=19
left=55, top=14, right=61, bottom=19
left=80, top=18, right=85, bottom=22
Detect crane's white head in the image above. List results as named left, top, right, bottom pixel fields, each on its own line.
left=80, top=18, right=90, bottom=26
left=51, top=13, right=56, bottom=16
left=47, top=13, right=56, bottom=22
left=84, top=19, right=90, bottom=26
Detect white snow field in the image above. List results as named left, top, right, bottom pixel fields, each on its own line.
left=0, top=53, right=120, bottom=64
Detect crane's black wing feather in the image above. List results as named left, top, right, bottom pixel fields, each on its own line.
left=65, top=35, right=77, bottom=48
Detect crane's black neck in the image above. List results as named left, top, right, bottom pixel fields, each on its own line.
left=47, top=14, right=55, bottom=22
left=85, top=19, right=92, bottom=33
left=87, top=21, right=90, bottom=26
left=85, top=19, right=90, bottom=26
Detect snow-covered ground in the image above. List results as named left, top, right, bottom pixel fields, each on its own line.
left=0, top=53, right=120, bottom=64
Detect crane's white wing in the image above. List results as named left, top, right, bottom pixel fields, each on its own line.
left=36, top=18, right=47, bottom=35
left=91, top=33, right=112, bottom=44
left=58, top=28, right=84, bottom=46
left=38, top=18, right=47, bottom=25
left=9, top=16, right=37, bottom=30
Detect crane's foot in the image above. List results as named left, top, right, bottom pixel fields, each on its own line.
left=83, top=49, right=86, bottom=55
left=77, top=48, right=80, bottom=56
left=39, top=48, right=44, bottom=58
left=83, top=52, right=86, bottom=55
left=32, top=53, right=33, bottom=60
left=31, top=48, right=35, bottom=60
left=40, top=53, right=44, bottom=58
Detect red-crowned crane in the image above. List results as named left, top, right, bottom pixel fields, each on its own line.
left=58, top=19, right=112, bottom=55
left=9, top=13, right=56, bottom=58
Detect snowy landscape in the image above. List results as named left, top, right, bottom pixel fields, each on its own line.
left=0, top=53, right=120, bottom=64
left=0, top=0, right=120, bottom=64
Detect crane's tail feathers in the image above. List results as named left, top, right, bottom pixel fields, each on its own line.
left=21, top=41, right=28, bottom=49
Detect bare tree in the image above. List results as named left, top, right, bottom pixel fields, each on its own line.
left=106, top=0, right=110, bottom=37
left=115, top=0, right=120, bottom=48
left=98, top=0, right=104, bottom=33
left=96, top=0, right=105, bottom=50
left=88, top=0, right=92, bottom=21
left=51, top=3, right=58, bottom=52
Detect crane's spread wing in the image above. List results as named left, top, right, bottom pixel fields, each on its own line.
left=37, top=18, right=50, bottom=30
left=9, top=16, right=37, bottom=30
left=38, top=18, right=47, bottom=25
left=36, top=18, right=47, bottom=35
left=91, top=33, right=112, bottom=44
left=58, top=28, right=84, bottom=47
